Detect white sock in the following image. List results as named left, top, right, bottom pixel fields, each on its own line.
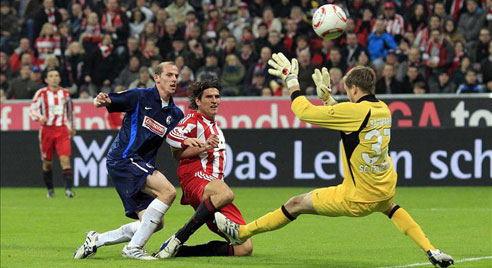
left=95, top=221, right=140, bottom=247
left=127, top=199, right=169, bottom=248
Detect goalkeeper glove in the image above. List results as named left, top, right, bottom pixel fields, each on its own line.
left=267, top=53, right=299, bottom=89
left=312, top=67, right=337, bottom=105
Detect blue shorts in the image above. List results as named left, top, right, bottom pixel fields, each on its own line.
left=107, top=156, right=156, bottom=219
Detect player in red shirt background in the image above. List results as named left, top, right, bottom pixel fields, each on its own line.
left=30, top=69, right=75, bottom=198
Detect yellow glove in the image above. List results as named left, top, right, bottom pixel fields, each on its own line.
left=268, top=53, right=299, bottom=89
left=312, top=67, right=337, bottom=105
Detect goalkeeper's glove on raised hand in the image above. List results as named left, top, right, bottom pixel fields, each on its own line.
left=268, top=53, right=299, bottom=89
left=312, top=67, right=337, bottom=105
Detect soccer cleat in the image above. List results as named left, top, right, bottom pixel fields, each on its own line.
left=154, top=234, right=182, bottom=259
left=214, top=212, right=245, bottom=245
left=122, top=245, right=157, bottom=260
left=65, top=188, right=75, bottom=198
left=46, top=189, right=54, bottom=198
left=427, top=249, right=454, bottom=268
left=73, top=231, right=98, bottom=259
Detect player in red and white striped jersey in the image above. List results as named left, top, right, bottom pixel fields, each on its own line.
left=155, top=80, right=253, bottom=258
left=30, top=69, right=75, bottom=198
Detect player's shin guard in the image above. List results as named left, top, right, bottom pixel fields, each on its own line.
left=175, top=197, right=217, bottom=244
left=239, top=205, right=295, bottom=240
left=96, top=221, right=140, bottom=247
left=62, top=168, right=73, bottom=189
left=43, top=169, right=54, bottom=190
left=389, top=205, right=436, bottom=252
left=175, top=241, right=234, bottom=257
left=128, top=199, right=169, bottom=248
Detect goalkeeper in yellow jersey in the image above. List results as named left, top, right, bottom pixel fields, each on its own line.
left=214, top=53, right=454, bottom=268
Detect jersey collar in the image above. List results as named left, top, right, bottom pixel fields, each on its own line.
left=193, top=110, right=215, bottom=124
left=152, top=86, right=175, bottom=108
left=357, top=94, right=378, bottom=103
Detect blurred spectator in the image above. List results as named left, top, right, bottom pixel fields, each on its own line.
left=0, top=1, right=19, bottom=52
left=35, top=23, right=59, bottom=69
left=139, top=22, right=159, bottom=50
left=267, top=30, right=286, bottom=55
left=261, top=87, right=273, bottom=97
left=33, top=0, right=62, bottom=41
left=376, top=64, right=404, bottom=94
left=443, top=19, right=466, bottom=45
left=245, top=71, right=266, bottom=96
left=83, top=34, right=118, bottom=88
left=238, top=41, right=257, bottom=67
left=324, top=47, right=347, bottom=74
left=458, top=0, right=485, bottom=42
left=218, top=35, right=239, bottom=65
left=400, top=64, right=426, bottom=94
left=480, top=41, right=492, bottom=84
left=7, top=65, right=39, bottom=99
left=342, top=32, right=366, bottom=68
left=423, top=28, right=454, bottom=82
left=294, top=35, right=310, bottom=58
left=101, top=0, right=129, bottom=47
left=119, top=37, right=142, bottom=69
left=457, top=69, right=484, bottom=93
left=185, top=39, right=205, bottom=73
left=283, top=18, right=299, bottom=57
left=453, top=56, right=472, bottom=85
left=451, top=41, right=466, bottom=73
left=434, top=2, right=452, bottom=22
left=468, top=28, right=491, bottom=63
left=154, top=9, right=168, bottom=39
left=70, top=3, right=84, bottom=40
left=0, top=88, right=5, bottom=102
left=115, top=55, right=141, bottom=87
left=129, top=66, right=154, bottom=89
left=414, top=15, right=442, bottom=52
left=217, top=27, right=231, bottom=49
left=245, top=46, right=271, bottom=88
left=429, top=71, right=457, bottom=93
left=9, top=38, right=38, bottom=72
left=30, top=66, right=43, bottom=88
left=329, top=67, right=344, bottom=95
left=228, top=2, right=251, bottom=41
left=64, top=41, right=85, bottom=87
left=165, top=35, right=186, bottom=61
left=134, top=0, right=154, bottom=24
left=129, top=8, right=147, bottom=38
left=165, top=0, right=194, bottom=25
left=253, top=23, right=269, bottom=54
left=407, top=3, right=427, bottom=36
left=355, top=8, right=376, bottom=47
left=297, top=50, right=317, bottom=95
left=397, top=48, right=424, bottom=81
left=80, top=12, right=102, bottom=54
left=175, top=66, right=194, bottom=97
left=221, top=54, right=245, bottom=96
left=413, top=81, right=427, bottom=94
left=289, top=6, right=311, bottom=35
left=196, top=53, right=221, bottom=82
left=203, top=5, right=225, bottom=39
left=0, top=72, right=8, bottom=93
left=252, top=7, right=281, bottom=38
left=157, top=18, right=182, bottom=58
left=140, top=41, right=160, bottom=66
left=184, top=10, right=198, bottom=40
left=240, top=26, right=254, bottom=44
left=382, top=1, right=405, bottom=41
left=368, top=19, right=397, bottom=69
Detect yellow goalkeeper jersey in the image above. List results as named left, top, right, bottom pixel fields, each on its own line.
left=291, top=94, right=397, bottom=203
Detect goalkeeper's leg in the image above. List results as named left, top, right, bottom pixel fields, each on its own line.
left=385, top=203, right=454, bottom=267
left=238, top=192, right=317, bottom=241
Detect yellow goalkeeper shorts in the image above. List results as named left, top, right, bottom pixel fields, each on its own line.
left=311, top=185, right=393, bottom=217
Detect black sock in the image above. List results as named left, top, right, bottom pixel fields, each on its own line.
left=175, top=197, right=217, bottom=243
left=43, top=170, right=53, bottom=190
left=62, top=168, right=73, bottom=189
left=175, top=241, right=234, bottom=257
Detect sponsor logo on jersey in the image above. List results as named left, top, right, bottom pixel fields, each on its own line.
left=142, top=116, right=167, bottom=137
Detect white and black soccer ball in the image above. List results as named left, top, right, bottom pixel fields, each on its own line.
left=312, top=4, right=347, bottom=40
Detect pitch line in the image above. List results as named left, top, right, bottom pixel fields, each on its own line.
left=377, top=255, right=492, bottom=268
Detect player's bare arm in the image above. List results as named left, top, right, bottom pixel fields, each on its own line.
left=93, top=93, right=112, bottom=108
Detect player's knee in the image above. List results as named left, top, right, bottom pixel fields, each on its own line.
left=234, top=239, right=253, bottom=256
left=222, top=188, right=234, bottom=204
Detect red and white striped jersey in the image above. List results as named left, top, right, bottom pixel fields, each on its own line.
left=30, top=87, right=74, bottom=128
left=384, top=14, right=405, bottom=36
left=166, top=111, right=226, bottom=180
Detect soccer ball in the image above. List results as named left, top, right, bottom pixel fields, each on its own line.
left=312, top=4, right=347, bottom=40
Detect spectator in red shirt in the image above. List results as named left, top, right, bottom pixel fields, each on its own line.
left=9, top=38, right=39, bottom=72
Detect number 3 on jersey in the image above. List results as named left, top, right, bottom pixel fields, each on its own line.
left=362, top=128, right=390, bottom=165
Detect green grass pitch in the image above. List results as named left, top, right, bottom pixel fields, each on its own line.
left=1, top=187, right=491, bottom=268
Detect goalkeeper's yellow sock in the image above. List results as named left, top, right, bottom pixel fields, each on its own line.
left=239, top=206, right=295, bottom=240
left=390, top=206, right=436, bottom=252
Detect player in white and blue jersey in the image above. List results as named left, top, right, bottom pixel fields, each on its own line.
left=73, top=62, right=203, bottom=260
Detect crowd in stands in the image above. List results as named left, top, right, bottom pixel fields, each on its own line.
left=0, top=0, right=491, bottom=101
